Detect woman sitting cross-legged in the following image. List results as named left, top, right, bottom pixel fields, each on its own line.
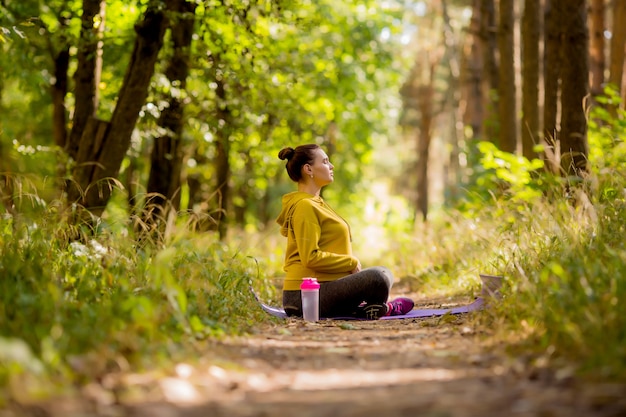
left=276, top=144, right=414, bottom=320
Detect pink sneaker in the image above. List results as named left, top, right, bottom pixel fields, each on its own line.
left=386, top=297, right=415, bottom=316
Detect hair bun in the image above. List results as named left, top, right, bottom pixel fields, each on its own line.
left=278, top=147, right=295, bottom=161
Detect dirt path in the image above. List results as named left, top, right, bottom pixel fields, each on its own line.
left=8, top=296, right=626, bottom=417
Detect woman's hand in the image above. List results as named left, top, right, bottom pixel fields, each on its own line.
left=351, top=260, right=362, bottom=274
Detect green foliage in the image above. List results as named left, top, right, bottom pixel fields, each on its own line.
left=175, top=0, right=407, bottom=223
left=367, top=95, right=626, bottom=380
left=0, top=197, right=276, bottom=396
left=398, top=193, right=626, bottom=380
left=588, top=86, right=626, bottom=172
left=1, top=0, right=409, bottom=234
left=495, top=190, right=626, bottom=379
left=461, top=141, right=547, bottom=209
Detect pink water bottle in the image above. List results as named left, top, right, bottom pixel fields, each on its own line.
left=300, top=277, right=320, bottom=322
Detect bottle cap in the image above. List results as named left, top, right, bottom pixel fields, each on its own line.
left=300, top=277, right=320, bottom=290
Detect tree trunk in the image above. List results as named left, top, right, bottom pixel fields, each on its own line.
left=559, top=0, right=589, bottom=176
left=187, top=148, right=208, bottom=212
left=465, top=0, right=485, bottom=140
left=68, top=3, right=170, bottom=216
left=543, top=0, right=562, bottom=173
left=68, top=0, right=105, bottom=160
left=416, top=82, right=434, bottom=223
left=440, top=0, right=462, bottom=204
left=0, top=140, right=15, bottom=215
left=589, top=0, right=605, bottom=98
left=498, top=0, right=517, bottom=153
left=259, top=189, right=271, bottom=227
left=480, top=0, right=499, bottom=142
left=521, top=0, right=540, bottom=160
left=50, top=14, right=70, bottom=150
left=233, top=151, right=252, bottom=226
left=145, top=0, right=196, bottom=229
left=125, top=155, right=140, bottom=216
left=609, top=0, right=626, bottom=108
left=51, top=47, right=70, bottom=150
left=399, top=46, right=436, bottom=223
left=214, top=103, right=231, bottom=241
left=0, top=85, right=4, bottom=193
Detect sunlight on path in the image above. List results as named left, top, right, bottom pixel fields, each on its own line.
left=155, top=365, right=481, bottom=404
left=282, top=367, right=471, bottom=390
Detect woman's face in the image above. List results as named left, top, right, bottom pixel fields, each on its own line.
left=306, top=149, right=334, bottom=185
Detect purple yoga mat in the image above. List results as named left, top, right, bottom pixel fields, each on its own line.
left=251, top=288, right=486, bottom=320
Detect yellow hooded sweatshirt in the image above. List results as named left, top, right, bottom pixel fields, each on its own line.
left=276, top=191, right=359, bottom=291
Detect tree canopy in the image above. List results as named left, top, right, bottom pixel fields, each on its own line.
left=1, top=0, right=410, bottom=237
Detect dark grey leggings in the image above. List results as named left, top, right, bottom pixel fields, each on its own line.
left=282, top=266, right=394, bottom=318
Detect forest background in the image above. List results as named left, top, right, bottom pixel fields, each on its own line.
left=1, top=0, right=626, bottom=402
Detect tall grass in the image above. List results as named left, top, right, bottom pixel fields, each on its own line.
left=502, top=194, right=626, bottom=378
left=377, top=175, right=626, bottom=380
left=369, top=94, right=626, bottom=380
left=0, top=189, right=276, bottom=400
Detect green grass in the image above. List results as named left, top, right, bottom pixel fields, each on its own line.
left=363, top=174, right=626, bottom=380
left=0, top=198, right=277, bottom=402
left=497, top=188, right=626, bottom=379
